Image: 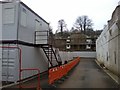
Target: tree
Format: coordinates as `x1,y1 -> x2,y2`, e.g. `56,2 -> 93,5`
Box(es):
74,15 -> 93,34
49,24 -> 55,45
57,19 -> 67,36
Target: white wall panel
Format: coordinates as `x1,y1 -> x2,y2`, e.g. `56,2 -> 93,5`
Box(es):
0,3 -> 2,85
1,44 -> 48,82
59,51 -> 96,64
96,23 -> 119,75
18,45 -> 48,81
18,3 -> 49,44
2,3 -> 18,40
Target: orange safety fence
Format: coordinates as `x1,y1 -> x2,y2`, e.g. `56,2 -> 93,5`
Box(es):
49,57 -> 80,84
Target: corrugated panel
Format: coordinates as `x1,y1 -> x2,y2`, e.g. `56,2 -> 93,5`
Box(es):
0,47 -> 2,82
2,48 -> 18,82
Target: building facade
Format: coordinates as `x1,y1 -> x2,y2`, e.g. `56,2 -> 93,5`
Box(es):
96,4 -> 120,77
54,32 -> 97,51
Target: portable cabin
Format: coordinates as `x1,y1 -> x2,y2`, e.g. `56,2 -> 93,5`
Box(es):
0,0 -> 50,82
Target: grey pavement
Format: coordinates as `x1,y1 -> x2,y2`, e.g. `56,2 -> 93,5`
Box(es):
2,58 -> 119,89
54,58 -> 119,88
2,72 -> 49,89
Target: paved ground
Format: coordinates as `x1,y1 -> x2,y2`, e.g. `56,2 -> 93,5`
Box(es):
2,58 -> 119,89
2,72 -> 49,90
53,58 -> 119,88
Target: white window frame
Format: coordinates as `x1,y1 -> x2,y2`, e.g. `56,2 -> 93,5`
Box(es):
3,7 -> 15,24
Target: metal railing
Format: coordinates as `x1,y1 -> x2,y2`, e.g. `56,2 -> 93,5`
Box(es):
0,46 -> 41,89
35,30 -> 49,45
20,68 -> 40,90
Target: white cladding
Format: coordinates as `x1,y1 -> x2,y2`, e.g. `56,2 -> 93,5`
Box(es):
1,1 -> 49,82
18,45 -> 48,81
18,3 -> 49,44
1,44 -> 48,82
96,23 -> 119,75
96,5 -> 120,76
59,51 -> 96,64
2,2 -> 18,40
2,1 -> 49,44
0,3 -> 2,84
2,45 -> 19,81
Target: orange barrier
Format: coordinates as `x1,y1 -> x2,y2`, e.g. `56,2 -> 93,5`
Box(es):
49,57 -> 80,84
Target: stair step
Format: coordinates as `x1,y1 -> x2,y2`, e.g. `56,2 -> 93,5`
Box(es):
45,50 -> 52,52
41,45 -> 60,68
46,52 -> 53,53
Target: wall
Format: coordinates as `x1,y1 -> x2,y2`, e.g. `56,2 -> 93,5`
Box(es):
2,2 -> 19,40
18,3 -> 49,44
2,2 -> 49,44
71,51 -> 96,58
118,33 -> 120,77
2,44 -> 19,81
59,51 -> 96,64
1,1 -> 49,82
0,2 -> 2,86
96,25 -> 109,64
18,45 -> 48,81
2,44 -> 48,82
108,23 -> 119,75
96,20 -> 119,76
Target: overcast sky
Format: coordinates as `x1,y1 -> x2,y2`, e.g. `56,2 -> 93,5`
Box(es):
22,0 -> 119,33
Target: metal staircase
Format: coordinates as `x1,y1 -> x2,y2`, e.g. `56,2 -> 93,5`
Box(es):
42,45 -> 62,68
35,30 -> 62,68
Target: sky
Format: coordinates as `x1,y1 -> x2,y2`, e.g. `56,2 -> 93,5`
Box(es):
22,0 -> 119,33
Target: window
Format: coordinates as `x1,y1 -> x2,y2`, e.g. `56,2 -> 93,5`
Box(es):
35,20 -> 40,31
107,52 -> 108,61
66,45 -> 70,47
20,8 -> 27,27
3,8 -> 15,24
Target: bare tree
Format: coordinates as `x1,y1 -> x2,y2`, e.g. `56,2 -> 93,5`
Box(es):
74,15 -> 93,34
48,25 -> 54,45
57,19 -> 67,36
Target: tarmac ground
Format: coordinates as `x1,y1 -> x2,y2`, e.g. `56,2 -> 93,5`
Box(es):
53,58 -> 119,89
1,58 -> 119,90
